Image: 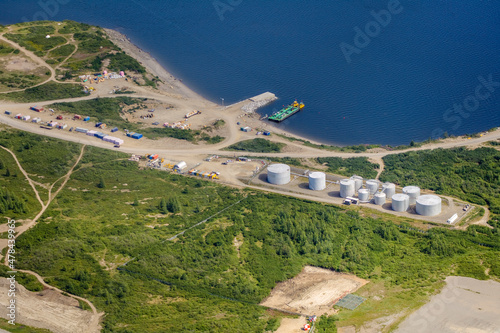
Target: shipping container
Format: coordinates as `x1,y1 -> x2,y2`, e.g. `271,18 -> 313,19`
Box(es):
95,122 -> 103,128
131,133 -> 143,139
4,111 -> 11,115
111,127 -> 118,133
30,106 -> 44,112
83,116 -> 90,121
94,132 -> 106,139
75,127 -> 88,133
87,130 -> 97,136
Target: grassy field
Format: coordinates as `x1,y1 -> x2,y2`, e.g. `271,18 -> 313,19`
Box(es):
1,81 -> 86,102
1,129 -> 499,332
225,138 -> 286,153
317,157 -> 380,179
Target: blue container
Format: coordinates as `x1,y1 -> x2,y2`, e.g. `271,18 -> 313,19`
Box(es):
131,133 -> 143,139
94,132 -> 105,139
83,116 -> 90,121
111,127 -> 118,133
95,122 -> 102,128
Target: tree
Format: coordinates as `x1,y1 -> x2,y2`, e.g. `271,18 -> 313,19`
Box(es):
132,198 -> 139,207
167,197 -> 180,213
158,198 -> 167,214
97,177 -> 105,188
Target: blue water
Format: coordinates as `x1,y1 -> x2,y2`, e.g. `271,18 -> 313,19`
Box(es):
1,0 -> 500,146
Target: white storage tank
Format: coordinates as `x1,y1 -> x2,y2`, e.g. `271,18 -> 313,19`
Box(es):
403,186 -> 421,204
309,172 -> 326,191
392,193 -> 410,212
382,183 -> 396,199
366,179 -> 379,194
416,195 -> 442,216
374,192 -> 386,205
340,179 -> 355,198
267,164 -> 290,185
350,175 -> 364,191
358,188 -> 370,202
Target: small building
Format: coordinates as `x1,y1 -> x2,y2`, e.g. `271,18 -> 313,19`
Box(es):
73,114 -> 82,120
22,115 -> 31,121
15,114 -> 22,119
263,131 -> 271,136
30,106 -> 43,112
48,121 -> 58,127
241,126 -> 252,132
31,117 -> 41,123
175,161 -> 187,171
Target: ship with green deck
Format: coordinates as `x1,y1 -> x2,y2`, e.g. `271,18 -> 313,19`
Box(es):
268,101 -> 305,122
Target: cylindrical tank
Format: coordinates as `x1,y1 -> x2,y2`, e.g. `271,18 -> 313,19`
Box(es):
392,193 -> 410,212
374,192 -> 386,205
358,188 -> 370,202
267,164 -> 290,185
309,172 -> 326,191
416,195 -> 442,216
350,175 -> 364,191
382,183 -> 396,199
340,179 -> 355,198
366,179 -> 379,194
403,186 -> 421,204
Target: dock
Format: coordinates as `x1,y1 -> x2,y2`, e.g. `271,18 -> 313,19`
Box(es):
240,92 -> 277,113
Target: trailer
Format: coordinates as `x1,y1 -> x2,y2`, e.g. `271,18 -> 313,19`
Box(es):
75,127 -> 88,133
30,106 -> 44,112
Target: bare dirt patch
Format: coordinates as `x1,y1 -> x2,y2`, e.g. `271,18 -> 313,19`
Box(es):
3,56 -> 42,72
260,266 -> 368,316
0,278 -> 100,333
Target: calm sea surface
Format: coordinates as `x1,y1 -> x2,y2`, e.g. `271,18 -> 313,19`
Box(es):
1,0 -> 499,145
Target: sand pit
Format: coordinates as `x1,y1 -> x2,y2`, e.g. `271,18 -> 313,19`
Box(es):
260,266 -> 368,315
0,278 -> 101,333
395,276 -> 500,333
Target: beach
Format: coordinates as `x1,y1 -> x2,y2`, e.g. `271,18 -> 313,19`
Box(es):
104,28 -> 212,104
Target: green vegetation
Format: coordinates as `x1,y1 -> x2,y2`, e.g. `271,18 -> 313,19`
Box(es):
49,96 -> 144,124
2,82 -> 86,102
487,140 -> 500,146
0,72 -> 46,90
226,138 -> 285,153
0,130 -> 498,332
0,42 -> 15,55
5,25 -> 66,55
276,134 -> 380,153
381,147 -> 500,214
49,44 -> 76,58
0,318 -> 51,332
317,157 -> 379,179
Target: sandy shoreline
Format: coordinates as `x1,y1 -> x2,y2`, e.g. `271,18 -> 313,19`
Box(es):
104,28 -> 213,104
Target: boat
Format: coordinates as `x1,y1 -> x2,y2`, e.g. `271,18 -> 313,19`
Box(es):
268,101 -> 304,122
